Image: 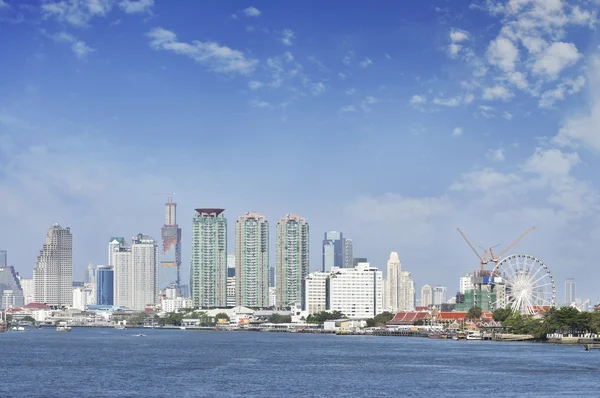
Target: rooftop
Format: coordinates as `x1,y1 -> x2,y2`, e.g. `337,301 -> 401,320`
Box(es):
195,208 -> 225,216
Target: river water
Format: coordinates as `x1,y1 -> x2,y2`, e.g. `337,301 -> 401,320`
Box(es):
0,328 -> 598,397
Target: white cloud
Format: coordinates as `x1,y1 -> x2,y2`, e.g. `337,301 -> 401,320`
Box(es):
385,53 -> 392,60
147,27 -> 258,75
340,105 -> 356,113
448,28 -> 471,58
342,51 -> 354,65
450,28 -> 469,43
433,96 -> 461,107
345,88 -> 356,95
46,31 -> 94,59
0,0 -> 9,9
410,95 -> 426,105
488,148 -> 505,161
539,76 -> 585,108
249,98 -> 271,108
450,168 -> 520,192
482,85 -> 513,101
243,6 -> 261,17
452,127 -> 463,137
359,57 -> 373,68
503,111 -> 514,120
487,36 -> 519,72
310,82 -> 326,96
248,81 -> 263,90
532,42 -> 581,79
119,0 -> 154,14
41,0 -> 114,27
507,71 -> 528,90
523,148 -> 580,177
281,29 -> 294,46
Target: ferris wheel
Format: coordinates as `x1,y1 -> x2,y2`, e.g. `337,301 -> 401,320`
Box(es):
487,254 -> 556,315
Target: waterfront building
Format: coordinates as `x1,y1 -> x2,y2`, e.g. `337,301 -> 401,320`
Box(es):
0,250 -> 6,266
275,214 -> 309,308
304,271 -> 330,315
190,208 -> 227,308
85,282 -> 96,306
112,238 -> 132,308
343,239 -> 353,268
385,252 -> 415,312
227,254 -> 236,307
329,263 -> 383,319
162,296 -> 193,312
160,198 -> 182,291
565,278 -> 575,305
0,266 -> 24,310
421,284 -> 433,307
96,265 -> 114,306
235,212 -> 269,307
72,286 -> 87,310
131,234 -> 159,311
433,286 -> 447,306
322,231 -> 343,272
33,224 -> 73,307
20,278 -> 34,305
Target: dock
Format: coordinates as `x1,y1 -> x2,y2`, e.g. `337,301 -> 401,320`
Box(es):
584,344 -> 600,351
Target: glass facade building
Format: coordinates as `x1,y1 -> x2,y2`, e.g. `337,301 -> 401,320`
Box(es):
0,266 -> 24,310
96,265 -> 114,306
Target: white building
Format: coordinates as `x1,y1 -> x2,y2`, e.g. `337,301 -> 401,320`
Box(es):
227,275 -> 236,307
112,238 -> 132,308
162,296 -> 193,313
235,212 -> 269,307
460,274 -> 473,294
385,252 -> 415,312
34,224 -> 73,306
20,278 -> 35,305
421,284 -> 433,307
433,286 -> 447,306
268,287 -> 276,308
329,263 -> 383,319
131,234 -> 158,311
72,287 -> 87,310
304,271 -> 330,315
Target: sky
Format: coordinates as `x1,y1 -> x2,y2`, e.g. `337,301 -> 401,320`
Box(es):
1,0 -> 600,303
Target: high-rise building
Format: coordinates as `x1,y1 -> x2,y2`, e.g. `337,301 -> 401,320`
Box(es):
111,238 -> 132,308
235,212 -> 269,308
131,234 -> 158,311
190,208 -> 227,308
19,278 -> 34,305
160,198 -> 182,291
352,257 -> 367,267
227,254 -> 236,307
269,267 -> 275,288
565,278 -> 576,305
33,224 -> 73,306
433,286 -> 447,306
275,214 -> 309,308
96,265 -> 114,306
329,263 -> 383,319
459,274 -> 473,294
0,266 -> 24,310
322,231 -> 343,272
385,252 -> 415,312
84,263 -> 95,284
421,284 -> 433,307
304,271 -> 330,315
343,238 -> 353,268
0,250 -> 7,266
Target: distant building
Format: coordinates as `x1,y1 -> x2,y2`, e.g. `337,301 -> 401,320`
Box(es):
565,278 -> 575,305
111,238 -> 132,308
131,234 -> 159,311
0,266 -> 24,310
96,265 -> 114,306
322,231 -> 343,272
84,263 -> 95,284
385,252 -> 415,312
190,208 -> 227,308
34,224 -> 73,307
160,198 -> 182,291
0,250 -> 7,267
268,287 -> 276,307
329,263 -> 383,319
275,214 -> 309,308
304,271 -> 330,315
421,285 -> 433,307
269,267 -> 275,288
227,254 -> 236,307
343,239 -> 353,268
20,278 -> 34,305
235,212 -> 269,307
352,257 -> 367,267
459,274 -> 472,294
433,286 -> 447,306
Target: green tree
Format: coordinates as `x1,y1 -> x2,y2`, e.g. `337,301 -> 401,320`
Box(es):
215,313 -> 230,322
306,311 -> 346,324
492,308 -> 513,322
467,306 -> 482,321
268,314 -> 292,323
21,316 -> 36,324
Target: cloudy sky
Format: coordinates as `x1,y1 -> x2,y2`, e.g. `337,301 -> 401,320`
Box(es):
1,0 -> 599,303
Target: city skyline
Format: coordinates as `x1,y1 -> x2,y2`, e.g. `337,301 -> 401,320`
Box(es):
1,1 -> 600,300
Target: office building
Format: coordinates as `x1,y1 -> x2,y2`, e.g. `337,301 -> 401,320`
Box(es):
84,263 -> 95,284
433,286 -> 447,306
275,214 -> 309,308
329,263 -> 383,319
33,223 -> 73,306
190,208 -> 227,308
421,284 -> 433,307
343,238 -> 353,268
322,231 -> 343,272
160,197 -> 182,291
459,274 -> 473,294
131,234 -> 159,311
0,250 -> 7,267
385,252 -> 415,312
565,278 -> 576,305
352,257 -> 367,267
111,238 -> 132,308
0,266 -> 24,310
20,278 -> 34,305
304,271 -> 330,315
235,212 -> 269,307
96,265 -> 114,306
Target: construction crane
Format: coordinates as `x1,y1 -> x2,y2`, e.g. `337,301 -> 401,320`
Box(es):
489,226 -> 536,263
152,192 -> 176,203
456,228 -> 487,272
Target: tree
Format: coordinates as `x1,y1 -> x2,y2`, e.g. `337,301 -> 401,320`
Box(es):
365,312 -> 395,328
306,311 -> 345,324
21,316 -> 36,324
492,308 -> 512,322
268,314 -> 292,323
215,313 -> 230,322
467,306 -> 482,321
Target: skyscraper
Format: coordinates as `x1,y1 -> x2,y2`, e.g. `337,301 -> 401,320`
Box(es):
96,265 -> 114,306
322,231 -> 343,272
276,214 -> 309,308
0,265 -> 24,310
0,250 -> 7,266
190,208 -> 227,308
33,224 -> 73,306
160,198 -> 182,291
227,254 -> 236,307
343,238 -> 353,268
385,252 -> 415,312
433,286 -> 447,306
84,263 -> 95,284
131,234 -> 158,311
235,212 -> 269,307
565,278 -> 576,305
111,238 -> 132,308
421,284 -> 433,307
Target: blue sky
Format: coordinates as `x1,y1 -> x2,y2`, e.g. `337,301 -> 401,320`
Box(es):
1,0 -> 600,303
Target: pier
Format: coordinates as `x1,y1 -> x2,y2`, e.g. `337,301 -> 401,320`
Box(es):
584,344 -> 600,351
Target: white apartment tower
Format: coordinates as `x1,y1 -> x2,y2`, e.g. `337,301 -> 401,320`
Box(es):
304,271 -> 330,315
275,214 -> 309,308
385,252 -> 416,312
33,224 -> 73,306
131,234 -> 159,310
329,263 -> 383,319
433,286 -> 447,306
421,284 -> 433,307
190,208 -> 228,308
111,238 -> 132,308
235,212 -> 269,307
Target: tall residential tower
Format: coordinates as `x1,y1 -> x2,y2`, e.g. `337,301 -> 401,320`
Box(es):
190,209 -> 227,308
160,197 -> 182,291
235,212 -> 269,307
276,214 -> 309,308
131,234 -> 159,310
111,238 -> 132,308
33,224 -> 73,306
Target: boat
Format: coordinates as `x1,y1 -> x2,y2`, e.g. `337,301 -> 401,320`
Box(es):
453,331 -> 467,340
134,333 -> 146,337
466,331 -> 482,340
428,332 -> 442,339
180,326 -> 186,330
115,324 -> 126,330
56,322 -> 72,332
